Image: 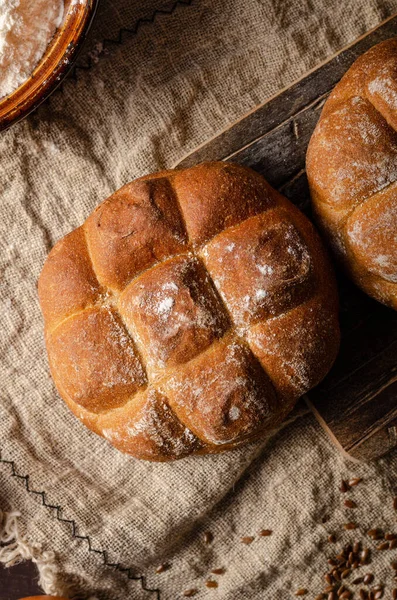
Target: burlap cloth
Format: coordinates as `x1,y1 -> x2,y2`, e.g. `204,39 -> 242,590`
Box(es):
2,1 -> 397,598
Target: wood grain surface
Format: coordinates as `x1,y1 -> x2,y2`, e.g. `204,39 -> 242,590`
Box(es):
176,14 -> 397,462
0,561 -> 42,600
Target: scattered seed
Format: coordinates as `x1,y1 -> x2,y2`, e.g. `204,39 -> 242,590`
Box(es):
376,541 -> 389,551
349,478 -> 362,486
344,523 -> 358,530
340,480 -> 349,493
240,536 -> 254,545
315,595 -> 325,600
340,592 -> 352,599
183,590 -> 198,598
374,591 -> 383,600
367,529 -> 383,539
325,573 -> 333,584
155,563 -> 170,574
393,589 -> 397,600
348,551 -> 354,564
204,531 -> 213,544
391,539 -> 397,549
372,586 -> 383,593
328,558 -> 338,567
295,589 -> 308,596
328,534 -> 337,543
333,569 -> 341,582
353,541 -> 361,553
360,548 -> 370,564
363,574 -> 374,585
259,529 -> 272,537
206,580 -> 218,588
393,497 -> 397,510
338,586 -> 347,597
341,569 -> 351,578
385,533 -> 397,540
344,500 -> 357,509
328,592 -> 337,600
353,577 -> 364,584
211,567 -> 225,575
323,584 -> 335,593
352,560 -> 360,569
359,590 -> 368,600
392,561 -> 397,570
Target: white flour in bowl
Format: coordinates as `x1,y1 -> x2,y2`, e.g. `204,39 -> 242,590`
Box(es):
0,0 -> 64,98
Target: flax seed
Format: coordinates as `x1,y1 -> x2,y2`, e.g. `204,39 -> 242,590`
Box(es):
385,533 -> 397,540
391,539 -> 397,549
204,531 -> 213,544
328,593 -> 337,600
353,577 -> 364,584
363,574 -> 374,585
325,573 -> 333,584
240,536 -> 254,545
360,548 -> 370,564
259,529 -> 272,536
376,541 -> 389,550
328,534 -> 337,543
206,580 -> 218,588
341,568 -> 351,578
344,500 -> 357,509
183,590 -> 198,597
359,591 -> 368,600
392,561 -> 397,570
367,529 -> 383,539
295,589 -> 308,596
353,541 -> 361,553
211,568 -> 225,575
338,586 -> 347,596
374,592 -> 383,600
315,595 -> 325,600
340,592 -> 352,599
340,480 -> 349,493
323,585 -> 334,593
372,586 -> 383,593
393,590 -> 397,600
348,552 -> 354,564
155,563 -> 170,574
349,478 -> 362,486
344,523 -> 357,530
393,497 -> 397,510
328,558 -> 337,567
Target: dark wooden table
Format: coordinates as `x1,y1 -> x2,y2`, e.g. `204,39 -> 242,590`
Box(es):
0,561 -> 42,600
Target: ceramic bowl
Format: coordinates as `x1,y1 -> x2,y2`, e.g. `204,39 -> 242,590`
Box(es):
0,0 -> 98,131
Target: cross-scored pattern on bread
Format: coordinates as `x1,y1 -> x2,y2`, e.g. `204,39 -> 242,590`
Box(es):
39,162 -> 340,461
307,39 -> 397,310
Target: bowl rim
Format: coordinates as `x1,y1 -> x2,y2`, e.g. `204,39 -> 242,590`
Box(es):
0,0 -> 99,132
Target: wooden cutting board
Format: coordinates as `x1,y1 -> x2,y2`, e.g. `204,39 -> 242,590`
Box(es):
175,14 -> 397,462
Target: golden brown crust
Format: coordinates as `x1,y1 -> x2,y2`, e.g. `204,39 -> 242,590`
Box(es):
307,38 -> 397,309
38,227 -> 103,331
39,161 -> 340,461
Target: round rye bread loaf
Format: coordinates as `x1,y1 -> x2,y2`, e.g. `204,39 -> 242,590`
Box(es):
307,39 -> 397,310
38,162 -> 340,461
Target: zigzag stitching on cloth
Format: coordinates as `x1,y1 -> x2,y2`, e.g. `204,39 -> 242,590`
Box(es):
69,0 -> 194,81
0,452 -> 161,599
